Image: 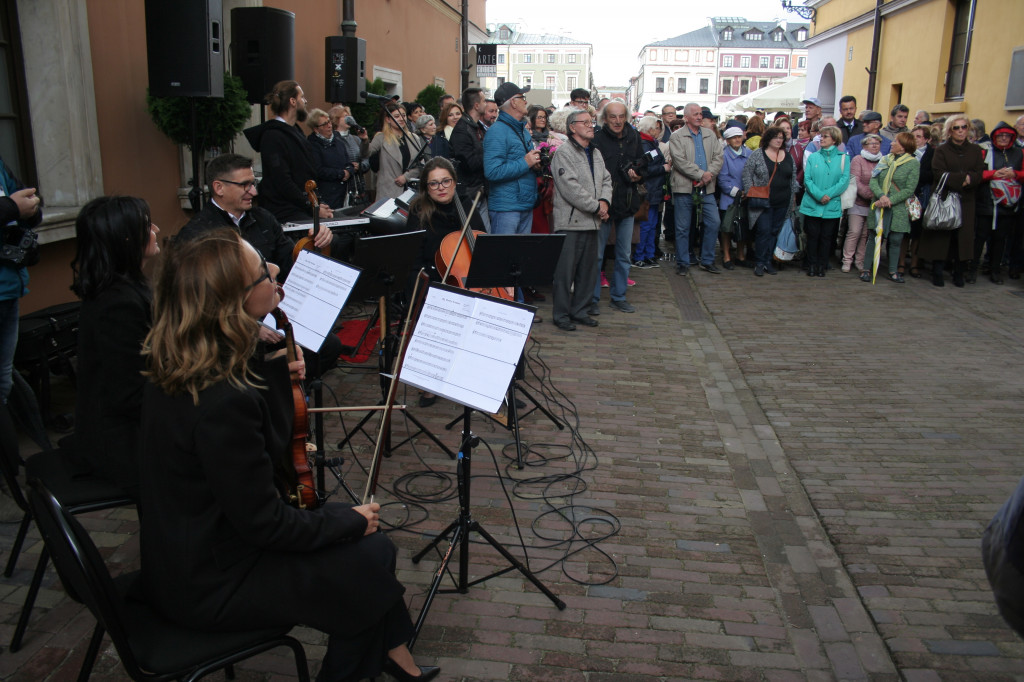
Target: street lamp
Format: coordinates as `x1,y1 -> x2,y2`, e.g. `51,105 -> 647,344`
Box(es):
781,0 -> 816,22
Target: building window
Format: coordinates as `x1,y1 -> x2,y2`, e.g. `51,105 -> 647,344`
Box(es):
699,78 -> 708,94
772,30 -> 783,42
649,50 -> 656,62
497,77 -> 505,85
547,54 -> 556,64
722,79 -> 732,96
655,77 -> 665,93
568,53 -> 576,64
946,0 -> 975,100
798,56 -> 806,68
706,51 -> 713,62
723,55 -> 733,68
498,53 -> 505,64
677,78 -> 686,93
758,79 -> 768,89
797,28 -> 807,41
741,56 -> 750,68
775,56 -> 785,69
759,56 -> 769,69
523,53 -> 532,63
499,26 -> 510,40
545,75 -> 555,89
747,31 -> 762,41
522,75 -> 532,87
722,28 -> 733,41
740,79 -> 749,95
567,76 -> 577,89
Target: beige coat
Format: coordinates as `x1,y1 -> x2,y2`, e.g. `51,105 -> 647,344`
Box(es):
669,125 -> 724,194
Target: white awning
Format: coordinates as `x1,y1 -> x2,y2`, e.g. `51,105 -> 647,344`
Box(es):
719,76 -> 807,114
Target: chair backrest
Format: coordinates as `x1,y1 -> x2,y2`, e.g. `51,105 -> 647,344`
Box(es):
26,479 -> 146,678
0,403 -> 29,514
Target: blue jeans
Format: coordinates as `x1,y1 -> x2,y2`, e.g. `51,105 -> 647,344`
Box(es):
488,209 -> 532,235
635,205 -> 660,261
673,192 -> 720,266
594,216 -> 633,303
754,204 -> 789,267
0,297 -> 18,404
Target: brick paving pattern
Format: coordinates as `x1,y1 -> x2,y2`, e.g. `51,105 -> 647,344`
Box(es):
2,255 -> 1023,681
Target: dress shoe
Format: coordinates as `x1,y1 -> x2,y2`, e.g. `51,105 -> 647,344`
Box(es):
991,270 -> 1005,285
571,316 -> 599,327
418,393 -> 437,408
610,299 -> 635,313
723,260 -> 735,270
754,264 -> 765,277
554,319 -> 576,331
383,659 -> 441,682
763,264 -> 778,275
587,303 -> 601,316
816,268 -> 825,278
807,266 -> 816,277
675,264 -> 688,276
699,263 -> 722,274
952,271 -> 965,288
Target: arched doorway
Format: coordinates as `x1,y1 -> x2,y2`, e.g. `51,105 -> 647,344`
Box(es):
818,63 -> 836,115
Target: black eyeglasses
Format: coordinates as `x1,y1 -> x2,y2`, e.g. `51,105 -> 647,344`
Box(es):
219,178 -> 258,192
426,177 -> 454,190
245,251 -> 272,291
951,124 -> 969,131
315,120 -> 332,128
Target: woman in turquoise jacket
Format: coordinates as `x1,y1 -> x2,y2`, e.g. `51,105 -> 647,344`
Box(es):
799,126 -> 850,277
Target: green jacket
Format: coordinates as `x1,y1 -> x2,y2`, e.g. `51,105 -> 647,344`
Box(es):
868,153 -> 920,234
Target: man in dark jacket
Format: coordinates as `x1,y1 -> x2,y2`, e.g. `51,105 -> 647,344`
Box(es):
179,153 -> 342,376
838,95 -> 863,143
243,80 -> 333,244
449,87 -> 490,228
591,100 -> 645,313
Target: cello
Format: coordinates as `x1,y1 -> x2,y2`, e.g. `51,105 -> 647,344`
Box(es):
270,306 -> 318,509
434,190 -> 514,301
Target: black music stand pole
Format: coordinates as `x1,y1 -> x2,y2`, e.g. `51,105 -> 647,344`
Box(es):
409,405 -> 565,649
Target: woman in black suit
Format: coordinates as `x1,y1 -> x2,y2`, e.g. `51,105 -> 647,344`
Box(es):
70,196 -> 159,499
139,230 -> 437,682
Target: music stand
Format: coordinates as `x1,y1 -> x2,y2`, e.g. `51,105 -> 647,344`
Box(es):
452,234 -> 567,467
400,284 -> 565,648
336,231 -> 456,460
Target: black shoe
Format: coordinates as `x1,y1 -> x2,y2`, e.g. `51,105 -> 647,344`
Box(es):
754,264 -> 765,277
644,258 -> 660,267
816,268 -> 825,278
953,272 -> 965,288
723,260 -> 735,270
700,263 -> 722,274
859,272 -> 871,283
764,264 -> 778,275
554,319 -> 577,331
965,269 -> 977,285
992,270 -> 1005,285
587,303 -> 600,316
418,393 -> 437,408
524,286 -> 546,302
571,316 -> 599,327
632,259 -> 648,269
383,659 -> 441,682
807,266 -> 816,277
675,265 -> 688,276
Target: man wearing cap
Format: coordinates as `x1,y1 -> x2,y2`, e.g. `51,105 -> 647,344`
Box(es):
550,108 -> 611,331
847,110 -> 891,158
838,96 -> 862,143
700,107 -> 719,131
484,82 -> 540,238
669,103 -> 724,276
802,97 -> 823,129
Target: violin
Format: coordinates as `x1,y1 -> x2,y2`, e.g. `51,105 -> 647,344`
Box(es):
291,180 -> 330,262
434,191 -> 514,301
270,306 -> 318,509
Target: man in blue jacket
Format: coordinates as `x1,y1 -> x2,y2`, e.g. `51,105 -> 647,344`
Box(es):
483,82 -> 540,235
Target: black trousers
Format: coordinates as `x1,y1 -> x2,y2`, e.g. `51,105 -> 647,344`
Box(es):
803,216 -> 839,271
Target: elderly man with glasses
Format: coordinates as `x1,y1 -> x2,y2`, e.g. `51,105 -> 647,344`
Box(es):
550,109 -> 612,331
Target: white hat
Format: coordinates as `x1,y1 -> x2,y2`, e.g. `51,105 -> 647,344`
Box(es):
723,127 -> 744,139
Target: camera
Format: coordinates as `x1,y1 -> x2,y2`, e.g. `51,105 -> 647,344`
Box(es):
618,158 -> 644,182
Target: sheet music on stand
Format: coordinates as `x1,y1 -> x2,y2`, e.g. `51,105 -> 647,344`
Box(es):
399,284 -> 534,414
262,249 -> 361,352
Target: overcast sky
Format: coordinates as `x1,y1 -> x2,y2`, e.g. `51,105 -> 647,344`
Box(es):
483,0 -> 810,86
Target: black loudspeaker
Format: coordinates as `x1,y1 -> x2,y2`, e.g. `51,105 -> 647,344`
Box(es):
325,36 -> 366,104
230,7 -> 295,105
145,0 -> 224,98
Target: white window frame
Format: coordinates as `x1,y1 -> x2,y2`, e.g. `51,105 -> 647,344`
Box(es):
723,55 -> 733,67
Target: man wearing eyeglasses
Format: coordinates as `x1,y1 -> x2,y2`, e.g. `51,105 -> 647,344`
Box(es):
484,82 -> 540,239
550,109 -> 611,331
569,88 -> 591,110
179,154 -> 297,281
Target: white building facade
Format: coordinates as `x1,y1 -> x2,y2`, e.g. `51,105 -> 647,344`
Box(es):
481,23 -> 593,106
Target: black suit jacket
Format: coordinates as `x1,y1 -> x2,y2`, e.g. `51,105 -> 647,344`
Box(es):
840,119 -> 864,144
139,359 -> 405,635
244,120 -> 319,223
179,202 -> 296,281
73,278 -> 151,498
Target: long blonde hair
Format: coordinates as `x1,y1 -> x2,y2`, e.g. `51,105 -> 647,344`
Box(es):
144,230 -> 261,402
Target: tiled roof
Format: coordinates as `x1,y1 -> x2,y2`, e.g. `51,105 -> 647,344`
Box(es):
645,18 -> 809,51
486,23 -> 590,46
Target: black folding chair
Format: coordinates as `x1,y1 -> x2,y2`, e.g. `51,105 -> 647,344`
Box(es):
0,403 -> 134,651
26,479 -> 311,681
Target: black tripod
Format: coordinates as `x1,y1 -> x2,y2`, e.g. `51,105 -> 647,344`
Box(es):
409,406 -> 565,648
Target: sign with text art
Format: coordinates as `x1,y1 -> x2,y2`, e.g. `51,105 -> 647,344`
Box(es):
476,44 -> 496,78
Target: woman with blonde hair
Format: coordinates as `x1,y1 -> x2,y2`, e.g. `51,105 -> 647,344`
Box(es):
440,101 -> 464,141
799,125 -> 850,277
916,114 -> 984,286
367,101 -> 426,200
140,230 -> 439,682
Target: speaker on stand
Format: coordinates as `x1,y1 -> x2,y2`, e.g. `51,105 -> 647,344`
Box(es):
230,6 -> 296,107
325,36 -> 366,105
144,0 -> 224,98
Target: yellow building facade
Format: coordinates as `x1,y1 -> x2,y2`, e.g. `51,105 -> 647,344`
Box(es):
805,0 -> 1023,127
